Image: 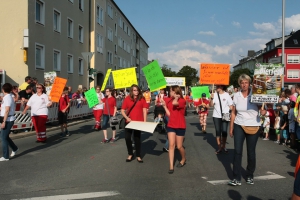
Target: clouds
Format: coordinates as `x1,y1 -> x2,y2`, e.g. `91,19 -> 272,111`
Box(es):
232,21 -> 241,28
198,31 -> 216,36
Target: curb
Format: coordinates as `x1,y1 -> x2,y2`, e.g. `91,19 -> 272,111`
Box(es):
10,118 -> 94,140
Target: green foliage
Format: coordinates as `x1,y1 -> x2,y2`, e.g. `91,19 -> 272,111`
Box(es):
229,68 -> 252,88
161,64 -> 177,77
177,65 -> 198,86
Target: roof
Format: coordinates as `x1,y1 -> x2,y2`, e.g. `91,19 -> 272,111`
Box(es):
277,29 -> 300,48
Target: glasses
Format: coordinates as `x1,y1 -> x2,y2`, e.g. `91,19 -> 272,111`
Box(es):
133,90 -> 138,92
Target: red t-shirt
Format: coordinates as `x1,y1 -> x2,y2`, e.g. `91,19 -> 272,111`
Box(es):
103,97 -> 116,115
267,108 -> 275,126
155,94 -> 168,106
166,97 -> 186,129
59,95 -> 69,112
198,98 -> 210,114
122,96 -> 147,122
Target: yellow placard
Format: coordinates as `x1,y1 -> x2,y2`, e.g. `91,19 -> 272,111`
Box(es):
112,67 -> 138,89
101,69 -> 112,91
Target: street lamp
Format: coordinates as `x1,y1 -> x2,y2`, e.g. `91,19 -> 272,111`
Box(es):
282,0 -> 285,89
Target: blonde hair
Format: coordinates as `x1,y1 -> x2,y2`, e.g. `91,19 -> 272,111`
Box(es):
238,74 -> 252,85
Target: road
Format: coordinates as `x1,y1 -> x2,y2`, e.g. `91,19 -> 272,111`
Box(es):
0,106 -> 297,200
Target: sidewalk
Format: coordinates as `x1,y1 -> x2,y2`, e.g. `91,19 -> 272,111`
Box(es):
10,116 -> 94,140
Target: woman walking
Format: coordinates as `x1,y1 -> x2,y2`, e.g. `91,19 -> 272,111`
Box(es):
93,86 -> 104,130
121,84 -> 147,163
0,83 -> 19,161
101,88 -> 117,143
161,85 -> 186,174
22,84 -> 52,143
209,85 -> 233,154
58,87 -> 70,137
228,74 -> 266,186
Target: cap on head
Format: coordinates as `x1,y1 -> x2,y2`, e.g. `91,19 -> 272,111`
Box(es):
202,93 -> 206,97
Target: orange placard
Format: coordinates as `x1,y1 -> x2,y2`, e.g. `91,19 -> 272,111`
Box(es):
199,63 -> 230,85
49,77 -> 67,102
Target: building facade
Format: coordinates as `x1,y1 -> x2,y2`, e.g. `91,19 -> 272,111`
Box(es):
0,0 -> 149,90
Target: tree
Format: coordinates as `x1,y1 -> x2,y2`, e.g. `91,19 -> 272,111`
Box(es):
177,65 -> 198,86
161,64 -> 177,77
229,68 -> 252,88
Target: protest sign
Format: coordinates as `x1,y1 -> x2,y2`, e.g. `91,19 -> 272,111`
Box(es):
101,69 -> 112,91
112,67 -> 137,89
191,86 -> 210,99
44,72 -> 57,95
125,121 -> 158,133
200,63 -> 230,85
84,88 -> 99,108
165,77 -> 186,86
49,77 -> 67,102
142,60 -> 167,91
251,63 -> 284,103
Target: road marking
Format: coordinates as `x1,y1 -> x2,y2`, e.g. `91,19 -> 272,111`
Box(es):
14,191 -> 120,200
207,172 -> 285,185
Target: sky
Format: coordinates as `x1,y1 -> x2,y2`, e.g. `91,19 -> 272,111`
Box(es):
114,0 -> 300,72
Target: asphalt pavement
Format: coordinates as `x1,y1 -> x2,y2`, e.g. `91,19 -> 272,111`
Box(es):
0,105 -> 298,200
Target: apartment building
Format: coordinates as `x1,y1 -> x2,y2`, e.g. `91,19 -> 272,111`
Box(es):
0,0 -> 149,90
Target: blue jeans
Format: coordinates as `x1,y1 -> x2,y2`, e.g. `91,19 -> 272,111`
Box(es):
1,121 -> 18,159
232,123 -> 259,181
213,117 -> 229,137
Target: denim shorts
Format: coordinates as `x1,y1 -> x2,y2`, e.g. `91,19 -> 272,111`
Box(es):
102,114 -> 116,130
166,127 -> 186,136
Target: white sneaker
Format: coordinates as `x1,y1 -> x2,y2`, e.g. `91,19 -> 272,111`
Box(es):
10,148 -> 19,157
263,138 -> 269,141
0,157 -> 9,161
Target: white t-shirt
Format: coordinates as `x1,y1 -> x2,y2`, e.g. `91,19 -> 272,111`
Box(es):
93,92 -> 105,110
212,92 -> 233,118
274,116 -> 280,129
232,91 -> 260,126
263,116 -> 270,128
27,93 -> 50,116
1,94 -> 16,121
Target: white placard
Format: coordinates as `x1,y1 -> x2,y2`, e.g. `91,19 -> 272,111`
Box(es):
165,77 -> 186,86
125,121 -> 158,133
251,95 -> 279,103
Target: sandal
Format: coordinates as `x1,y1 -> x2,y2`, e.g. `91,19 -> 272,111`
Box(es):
215,149 -> 222,154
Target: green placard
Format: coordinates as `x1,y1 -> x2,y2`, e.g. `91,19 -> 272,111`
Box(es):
191,86 -> 210,99
142,60 -> 167,91
84,88 -> 99,108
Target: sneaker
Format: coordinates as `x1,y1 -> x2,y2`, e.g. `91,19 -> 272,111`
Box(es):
246,177 -> 254,185
101,139 -> 109,144
228,179 -> 241,186
10,148 -> 19,157
65,131 -> 70,137
263,138 -> 269,141
163,147 -> 169,152
274,140 -> 280,144
110,138 -> 117,143
0,157 -> 9,161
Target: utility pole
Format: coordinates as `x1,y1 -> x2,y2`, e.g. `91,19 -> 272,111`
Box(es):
282,0 -> 285,89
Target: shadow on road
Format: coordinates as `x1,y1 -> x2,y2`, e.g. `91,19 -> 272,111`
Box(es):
228,189 -> 263,200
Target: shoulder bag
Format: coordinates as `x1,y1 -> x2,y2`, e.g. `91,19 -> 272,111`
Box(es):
106,98 -> 119,127
119,98 -> 138,129
217,92 -> 230,121
241,126 -> 260,134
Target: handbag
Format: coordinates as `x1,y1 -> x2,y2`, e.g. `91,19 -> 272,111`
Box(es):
106,98 -> 119,127
0,116 -> 3,124
241,126 -> 260,134
119,98 -> 138,129
217,92 -> 230,121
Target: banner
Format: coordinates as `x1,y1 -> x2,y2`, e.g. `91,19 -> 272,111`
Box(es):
112,67 -> 138,89
44,72 -> 57,95
251,63 -> 284,103
165,77 -> 186,86
101,69 -> 112,91
125,121 -> 158,133
142,60 -> 167,91
199,63 -> 230,85
191,86 -> 210,99
49,77 -> 67,102
84,88 -> 99,108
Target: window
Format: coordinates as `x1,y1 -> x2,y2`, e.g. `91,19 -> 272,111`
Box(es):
53,50 -> 61,71
287,70 -> 300,79
67,54 -> 73,73
35,0 -> 45,24
115,44 -> 117,53
96,5 -> 104,25
107,4 -> 113,19
67,18 -> 73,38
119,17 -> 122,27
96,33 -> 103,53
35,44 -> 45,69
115,23 -> 117,36
78,58 -> 83,75
107,27 -> 113,41
107,51 -> 113,64
294,39 -> 298,45
79,25 -> 83,43
118,37 -> 122,48
53,10 -> 61,32
79,0 -> 84,11
287,55 -> 300,63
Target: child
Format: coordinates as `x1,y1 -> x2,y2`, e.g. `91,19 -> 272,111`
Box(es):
198,93 -> 210,134
274,110 -> 281,144
281,105 -> 289,145
288,101 -> 296,148
262,111 -> 270,140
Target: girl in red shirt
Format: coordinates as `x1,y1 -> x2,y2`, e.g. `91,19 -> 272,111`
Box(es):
121,84 -> 147,163
198,93 -> 210,133
161,85 -> 186,174
101,88 -> 117,143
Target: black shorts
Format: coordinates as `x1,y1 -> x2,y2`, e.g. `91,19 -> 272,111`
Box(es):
58,111 -> 68,125
166,127 -> 186,136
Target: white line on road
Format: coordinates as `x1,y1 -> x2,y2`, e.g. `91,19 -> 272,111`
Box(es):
207,173 -> 285,185
13,191 -> 120,200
